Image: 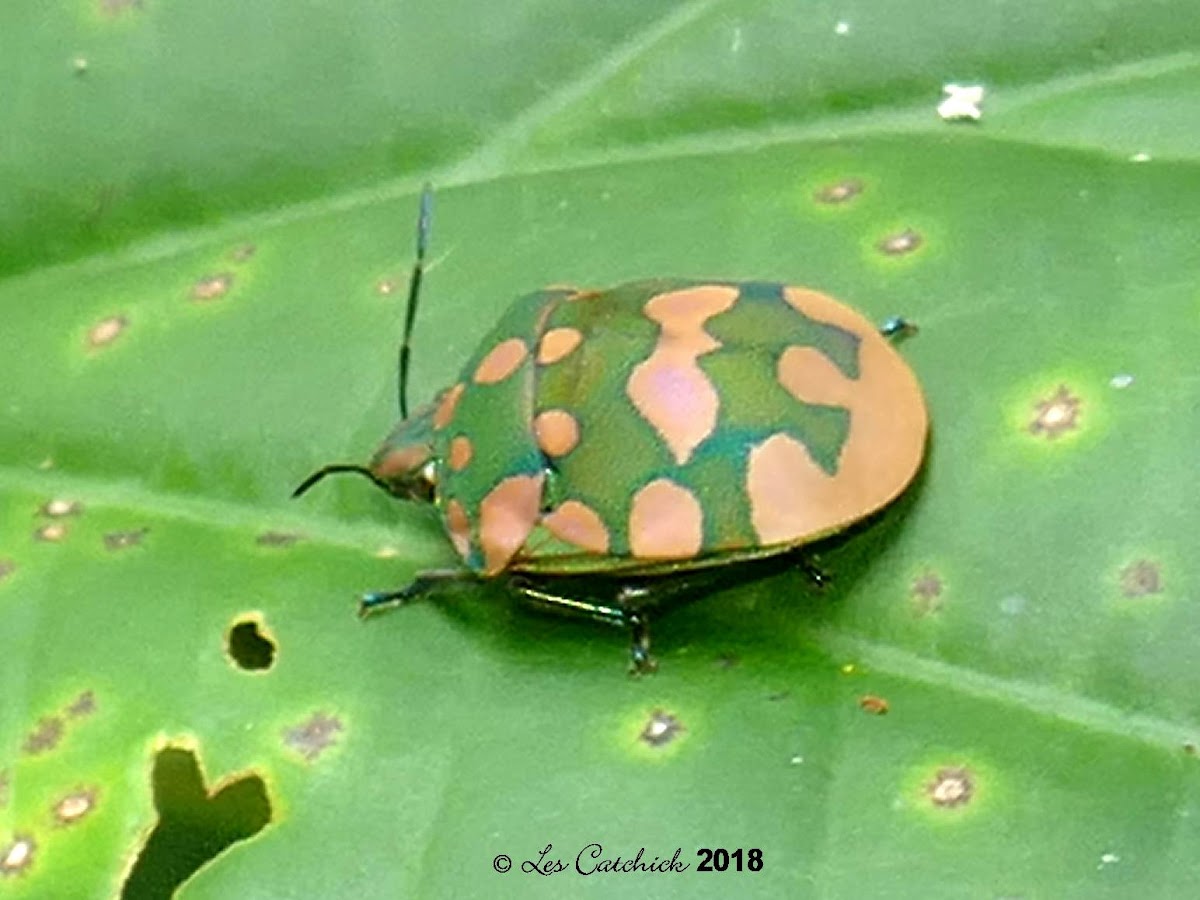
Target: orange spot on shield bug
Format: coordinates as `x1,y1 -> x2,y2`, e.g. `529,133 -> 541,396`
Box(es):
741,288 -> 927,547
433,383 -> 466,430
474,338 -> 528,385
542,501 -> 610,554
478,474 -> 545,574
373,444 -> 430,479
444,499 -> 472,560
629,478 -> 704,559
777,345 -> 854,407
626,286 -> 738,465
537,327 -> 584,365
448,436 -> 473,472
534,409 -> 580,457
747,434 -> 840,544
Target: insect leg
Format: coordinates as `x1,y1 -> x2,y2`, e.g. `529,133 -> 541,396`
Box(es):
510,577 -> 660,675
358,568 -> 473,618
878,315 -> 918,339
796,554 -> 831,590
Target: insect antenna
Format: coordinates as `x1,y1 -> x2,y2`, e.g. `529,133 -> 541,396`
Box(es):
398,184 -> 434,419
291,464 -> 393,498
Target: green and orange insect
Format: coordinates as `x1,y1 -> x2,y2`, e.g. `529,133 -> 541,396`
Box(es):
295,187 -> 928,673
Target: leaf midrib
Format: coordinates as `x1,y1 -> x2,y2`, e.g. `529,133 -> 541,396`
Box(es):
1,42 -> 1196,291
1,464 -> 1192,755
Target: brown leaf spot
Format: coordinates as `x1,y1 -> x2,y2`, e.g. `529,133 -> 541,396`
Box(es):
629,479 -> 703,560
256,531 -> 303,547
0,771 -> 8,808
283,712 -> 344,762
34,522 -> 68,542
626,286 -> 737,465
0,560 -> 14,584
1029,385 -> 1080,439
478,474 -> 545,574
878,229 -> 923,255
639,710 -> 684,747
911,571 -> 943,600
87,315 -> 128,349
542,501 -> 610,554
537,327 -> 584,365
432,383 -> 466,430
473,338 -> 528,385
859,695 -> 890,715
67,691 -> 97,718
1120,560 -> 1162,598
0,835 -> 35,877
23,717 -> 64,755
191,273 -> 233,302
534,409 -> 581,458
927,766 -> 974,808
104,527 -> 148,551
815,178 -> 863,204
444,500 -> 472,560
911,570 -> 944,615
230,244 -> 256,262
54,788 -> 98,826
40,498 -> 82,517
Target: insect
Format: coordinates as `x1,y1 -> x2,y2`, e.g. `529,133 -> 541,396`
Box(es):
295,187 -> 928,673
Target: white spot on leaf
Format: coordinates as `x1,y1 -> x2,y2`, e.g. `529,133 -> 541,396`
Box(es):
938,83 -> 984,122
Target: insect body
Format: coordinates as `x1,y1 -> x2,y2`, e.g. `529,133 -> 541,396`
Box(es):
296,190 -> 928,672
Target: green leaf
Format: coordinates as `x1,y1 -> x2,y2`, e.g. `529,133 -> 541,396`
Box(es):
3,1 -> 1199,897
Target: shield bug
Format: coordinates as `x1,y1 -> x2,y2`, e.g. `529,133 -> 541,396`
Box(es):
295,187 -> 928,673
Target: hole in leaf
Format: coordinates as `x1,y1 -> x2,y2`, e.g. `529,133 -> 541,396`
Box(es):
226,618 -> 276,672
121,747 -> 270,900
